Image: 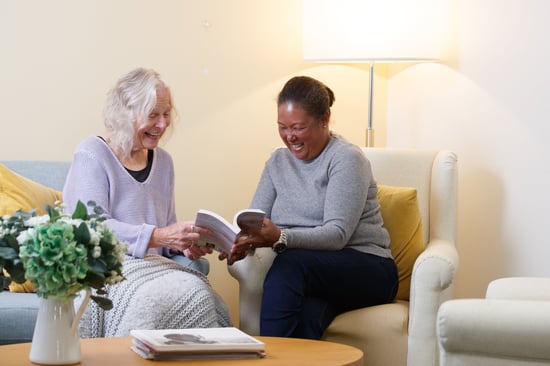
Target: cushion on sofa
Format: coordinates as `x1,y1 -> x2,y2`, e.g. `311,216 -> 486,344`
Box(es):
0,163 -> 62,292
0,163 -> 62,216
377,185 -> 424,301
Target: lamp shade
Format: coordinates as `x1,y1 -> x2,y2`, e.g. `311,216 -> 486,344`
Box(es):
303,0 -> 443,63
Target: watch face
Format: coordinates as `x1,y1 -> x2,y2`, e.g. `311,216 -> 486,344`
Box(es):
273,242 -> 287,254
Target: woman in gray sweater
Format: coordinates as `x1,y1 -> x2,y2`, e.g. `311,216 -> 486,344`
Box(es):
227,76 -> 398,339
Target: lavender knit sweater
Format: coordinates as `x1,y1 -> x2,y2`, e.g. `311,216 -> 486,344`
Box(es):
62,136 -> 175,258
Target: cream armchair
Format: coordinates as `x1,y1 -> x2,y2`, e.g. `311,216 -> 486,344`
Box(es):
227,148 -> 459,366
437,277 -> 550,366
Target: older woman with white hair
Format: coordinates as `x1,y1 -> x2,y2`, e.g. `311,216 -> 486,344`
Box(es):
63,68 -> 231,336
64,67 -> 210,272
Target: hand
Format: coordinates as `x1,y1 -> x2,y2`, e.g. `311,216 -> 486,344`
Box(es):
222,218 -> 281,265
150,220 -> 211,253
183,244 -> 212,260
220,240 -> 250,265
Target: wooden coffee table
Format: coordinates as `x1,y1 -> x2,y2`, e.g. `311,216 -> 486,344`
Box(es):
0,336 -> 363,366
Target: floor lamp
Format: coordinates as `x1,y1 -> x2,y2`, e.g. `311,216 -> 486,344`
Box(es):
302,0 -> 442,147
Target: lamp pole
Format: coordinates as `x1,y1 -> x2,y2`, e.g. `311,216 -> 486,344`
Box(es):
366,63 -> 375,147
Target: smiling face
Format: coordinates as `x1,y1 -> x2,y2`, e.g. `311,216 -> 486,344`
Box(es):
133,87 -> 172,151
277,101 -> 331,161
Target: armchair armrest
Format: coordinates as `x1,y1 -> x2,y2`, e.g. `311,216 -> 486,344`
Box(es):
226,248 -> 276,334
437,298 -> 550,361
486,277 -> 550,300
407,238 -> 459,366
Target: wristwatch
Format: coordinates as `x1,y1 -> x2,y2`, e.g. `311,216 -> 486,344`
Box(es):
272,229 -> 288,254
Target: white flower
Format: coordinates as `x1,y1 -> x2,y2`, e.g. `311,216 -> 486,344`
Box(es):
0,227 -> 9,238
94,221 -> 108,233
89,230 -> 101,245
106,272 -> 124,285
24,215 -> 50,227
17,228 -> 35,244
54,200 -> 66,210
92,246 -> 101,258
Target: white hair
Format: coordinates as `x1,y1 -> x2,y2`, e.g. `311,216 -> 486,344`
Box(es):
103,68 -> 174,158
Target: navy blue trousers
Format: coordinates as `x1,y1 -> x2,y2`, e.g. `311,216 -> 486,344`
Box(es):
260,248 -> 398,339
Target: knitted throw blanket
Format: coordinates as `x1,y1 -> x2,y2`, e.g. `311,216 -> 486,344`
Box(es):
78,255 -> 232,338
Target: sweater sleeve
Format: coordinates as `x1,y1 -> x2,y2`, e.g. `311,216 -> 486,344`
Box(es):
62,138 -> 157,258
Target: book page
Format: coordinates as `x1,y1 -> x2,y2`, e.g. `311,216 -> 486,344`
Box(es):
195,209 -> 265,255
233,209 -> 265,232
195,209 -> 237,255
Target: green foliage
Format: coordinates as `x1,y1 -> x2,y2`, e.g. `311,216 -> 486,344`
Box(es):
0,201 -> 127,310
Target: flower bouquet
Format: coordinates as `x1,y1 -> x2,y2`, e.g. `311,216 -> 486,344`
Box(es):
0,200 -> 127,310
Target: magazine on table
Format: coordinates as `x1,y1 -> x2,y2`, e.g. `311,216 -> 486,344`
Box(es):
130,327 -> 266,360
194,208 -> 265,257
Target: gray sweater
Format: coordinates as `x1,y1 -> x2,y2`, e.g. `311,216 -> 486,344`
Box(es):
251,135 -> 392,258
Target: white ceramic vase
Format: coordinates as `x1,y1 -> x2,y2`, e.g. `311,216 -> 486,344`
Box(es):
29,289 -> 90,365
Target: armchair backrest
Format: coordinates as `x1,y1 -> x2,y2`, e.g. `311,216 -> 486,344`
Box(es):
363,148 -> 458,246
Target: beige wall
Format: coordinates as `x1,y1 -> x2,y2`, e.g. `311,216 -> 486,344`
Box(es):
4,0 -> 545,324
0,0 -> 384,324
387,0 -> 550,297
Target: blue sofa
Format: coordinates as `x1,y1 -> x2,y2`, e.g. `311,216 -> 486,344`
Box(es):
0,160 -> 211,344
0,160 -> 71,345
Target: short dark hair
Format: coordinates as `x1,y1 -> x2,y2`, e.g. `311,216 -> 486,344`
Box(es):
277,76 -> 335,120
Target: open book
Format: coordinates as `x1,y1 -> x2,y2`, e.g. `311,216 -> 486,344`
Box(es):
194,209 -> 265,257
130,327 -> 265,360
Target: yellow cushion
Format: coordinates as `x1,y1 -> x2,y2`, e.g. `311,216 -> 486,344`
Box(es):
0,163 -> 62,216
0,163 -> 63,292
2,269 -> 36,292
377,185 -> 424,301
